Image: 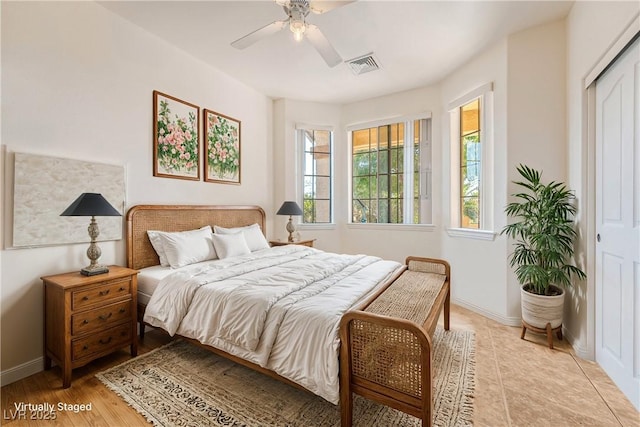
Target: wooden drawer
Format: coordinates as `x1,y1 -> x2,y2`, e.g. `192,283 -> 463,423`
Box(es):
72,322 -> 132,361
71,300 -> 131,335
72,278 -> 131,309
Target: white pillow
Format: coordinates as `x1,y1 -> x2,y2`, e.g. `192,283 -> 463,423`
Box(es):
156,226 -> 217,268
147,226 -> 213,267
214,223 -> 269,252
147,230 -> 170,267
211,232 -> 251,259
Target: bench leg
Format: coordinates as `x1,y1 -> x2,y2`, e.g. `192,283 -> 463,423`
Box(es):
521,324 -> 527,340
444,289 -> 450,331
422,351 -> 433,427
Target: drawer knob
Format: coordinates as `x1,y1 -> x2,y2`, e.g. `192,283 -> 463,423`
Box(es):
119,287 -> 125,291
98,313 -> 113,321
82,296 -> 89,301
82,320 -> 89,324
99,290 -> 110,296
99,337 -> 112,345
119,308 -> 125,313
83,345 -> 88,350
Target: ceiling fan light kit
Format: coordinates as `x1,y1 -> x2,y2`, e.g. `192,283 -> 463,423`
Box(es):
231,0 -> 353,68
288,6 -> 308,42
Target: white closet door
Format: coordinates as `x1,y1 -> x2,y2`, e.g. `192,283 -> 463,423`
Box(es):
595,37 -> 639,411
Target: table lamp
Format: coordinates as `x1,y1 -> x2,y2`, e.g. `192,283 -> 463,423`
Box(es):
276,201 -> 303,242
60,193 -> 121,276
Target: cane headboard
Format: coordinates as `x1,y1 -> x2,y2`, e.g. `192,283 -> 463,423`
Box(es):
126,205 -> 266,270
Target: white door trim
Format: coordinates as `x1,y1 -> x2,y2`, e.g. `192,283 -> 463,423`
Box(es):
584,12 -> 639,88
582,84 -> 597,361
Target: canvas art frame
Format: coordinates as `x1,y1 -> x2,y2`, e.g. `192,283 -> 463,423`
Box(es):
153,90 -> 200,181
204,109 -> 241,184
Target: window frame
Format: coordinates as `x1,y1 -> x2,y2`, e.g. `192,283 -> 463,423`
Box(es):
459,97 -> 482,229
446,83 -> 496,240
296,125 -> 335,228
347,113 -> 433,227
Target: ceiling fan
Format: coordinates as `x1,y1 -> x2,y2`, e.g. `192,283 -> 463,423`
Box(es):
231,0 -> 354,68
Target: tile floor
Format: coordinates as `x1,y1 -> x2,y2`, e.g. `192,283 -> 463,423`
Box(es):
453,305 -> 638,426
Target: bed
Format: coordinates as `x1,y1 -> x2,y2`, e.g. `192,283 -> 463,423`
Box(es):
126,204 -> 450,426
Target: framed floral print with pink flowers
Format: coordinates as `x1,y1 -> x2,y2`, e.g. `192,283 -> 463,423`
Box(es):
153,91 -> 200,180
204,109 -> 241,184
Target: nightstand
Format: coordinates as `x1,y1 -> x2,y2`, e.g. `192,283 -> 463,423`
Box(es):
42,266 -> 138,388
269,239 -> 315,248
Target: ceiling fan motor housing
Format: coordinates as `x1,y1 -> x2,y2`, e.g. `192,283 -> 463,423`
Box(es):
285,0 -> 311,18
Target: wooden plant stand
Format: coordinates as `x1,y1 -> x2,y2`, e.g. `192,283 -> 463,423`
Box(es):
521,320 -> 562,349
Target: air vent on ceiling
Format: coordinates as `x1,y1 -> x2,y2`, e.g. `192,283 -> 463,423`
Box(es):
347,53 -> 380,75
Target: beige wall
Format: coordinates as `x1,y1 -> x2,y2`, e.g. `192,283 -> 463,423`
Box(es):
1,2 -> 273,382
439,39 -> 511,322
505,19 -> 568,320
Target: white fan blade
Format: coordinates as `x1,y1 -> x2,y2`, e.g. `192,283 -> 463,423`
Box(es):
306,24 -> 342,67
309,1 -> 355,14
231,20 -> 287,50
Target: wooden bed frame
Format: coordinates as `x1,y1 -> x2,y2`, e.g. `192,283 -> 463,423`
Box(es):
126,204 -> 451,427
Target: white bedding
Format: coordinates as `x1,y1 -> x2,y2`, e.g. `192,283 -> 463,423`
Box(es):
143,245 -> 403,404
137,265 -> 173,305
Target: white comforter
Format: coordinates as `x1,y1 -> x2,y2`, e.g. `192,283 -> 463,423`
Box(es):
143,245 -> 403,404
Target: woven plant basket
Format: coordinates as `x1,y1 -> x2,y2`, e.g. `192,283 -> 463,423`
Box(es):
521,284 -> 564,329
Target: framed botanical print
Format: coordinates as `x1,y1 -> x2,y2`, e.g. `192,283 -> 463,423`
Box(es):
204,109 -> 241,184
153,91 -> 200,180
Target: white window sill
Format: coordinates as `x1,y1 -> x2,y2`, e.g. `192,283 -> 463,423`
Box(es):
446,227 -> 497,241
297,223 -> 336,231
347,223 -> 436,232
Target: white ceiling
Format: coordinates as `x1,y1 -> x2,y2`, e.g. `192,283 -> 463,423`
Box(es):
99,0 -> 574,104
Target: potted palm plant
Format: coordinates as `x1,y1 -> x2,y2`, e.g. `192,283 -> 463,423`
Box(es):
502,164 -> 586,348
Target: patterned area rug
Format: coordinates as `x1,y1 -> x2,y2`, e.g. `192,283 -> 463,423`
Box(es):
97,327 -> 475,426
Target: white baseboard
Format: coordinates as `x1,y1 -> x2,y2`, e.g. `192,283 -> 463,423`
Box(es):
1,357 -> 44,387
563,328 -> 593,360
452,297 -> 522,327
3,322 -> 144,386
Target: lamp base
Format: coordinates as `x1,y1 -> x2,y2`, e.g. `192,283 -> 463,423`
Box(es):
81,265 -> 109,276
286,215 -> 296,242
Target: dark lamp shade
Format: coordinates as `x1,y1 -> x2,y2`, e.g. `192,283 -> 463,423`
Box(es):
276,201 -> 303,216
60,193 -> 121,217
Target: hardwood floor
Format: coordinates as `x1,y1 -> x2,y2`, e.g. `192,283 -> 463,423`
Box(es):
2,304 -> 638,426
1,330 -> 171,427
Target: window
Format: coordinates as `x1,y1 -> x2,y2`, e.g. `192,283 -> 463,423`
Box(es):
460,99 -> 481,229
350,117 -> 430,224
448,82 -> 495,239
300,128 -> 332,224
